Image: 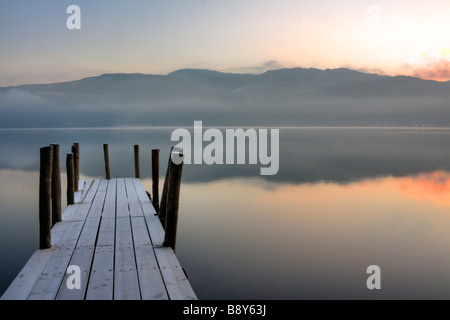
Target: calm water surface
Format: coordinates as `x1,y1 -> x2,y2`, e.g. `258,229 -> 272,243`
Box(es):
0,127 -> 449,299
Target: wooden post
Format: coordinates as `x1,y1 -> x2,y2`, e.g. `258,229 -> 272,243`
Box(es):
50,144 -> 61,226
72,143 -> 80,191
159,147 -> 173,225
39,146 -> 53,249
163,149 -> 184,252
66,153 -> 75,205
103,144 -> 111,180
134,145 -> 140,178
152,149 -> 160,214
74,142 -> 80,183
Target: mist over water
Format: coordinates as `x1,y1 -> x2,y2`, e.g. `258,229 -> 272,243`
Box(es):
1,69 -> 449,128
1,127 -> 449,298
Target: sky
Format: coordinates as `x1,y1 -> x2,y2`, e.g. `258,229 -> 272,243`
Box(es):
0,0 -> 449,86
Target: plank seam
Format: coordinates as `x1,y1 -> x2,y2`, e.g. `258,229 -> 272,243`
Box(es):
52,179 -> 101,299
26,182 -> 98,299
131,178 -> 171,299
122,178 -> 142,299
81,181 -> 108,299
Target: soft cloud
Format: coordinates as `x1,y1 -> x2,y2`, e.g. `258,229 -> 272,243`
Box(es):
405,55 -> 450,82
224,60 -> 284,74
340,65 -> 387,76
413,59 -> 450,82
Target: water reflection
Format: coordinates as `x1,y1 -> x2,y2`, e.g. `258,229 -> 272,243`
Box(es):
1,127 -> 449,298
397,171 -> 450,206
1,127 -> 449,184
173,171 -> 450,299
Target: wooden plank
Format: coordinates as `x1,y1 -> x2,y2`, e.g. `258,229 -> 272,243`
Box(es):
2,180 -> 91,300
56,181 -> 108,298
144,213 -> 165,247
132,178 -> 164,246
74,192 -> 81,204
89,191 -> 106,220
97,179 -> 108,192
28,178 -> 105,299
116,179 -> 129,217
83,180 -> 94,197
83,179 -> 101,204
103,179 -> 116,218
28,219 -> 84,299
0,248 -> 54,300
57,183 -> 106,298
114,247 -> 141,300
61,203 -> 79,221
131,216 -> 151,247
78,180 -> 86,192
125,178 -> 143,217
85,246 -> 114,300
116,217 -> 133,248
71,180 -> 100,221
28,245 -> 75,300
133,178 -> 157,215
77,216 -> 101,247
96,218 -> 115,247
71,203 -> 91,222
76,189 -> 107,247
135,245 -> 168,300
154,246 -> 197,300
51,220 -> 73,246
132,179 -> 196,300
129,215 -> 168,299
55,220 -> 85,247
74,180 -> 93,204
115,216 -> 140,299
56,246 -> 95,300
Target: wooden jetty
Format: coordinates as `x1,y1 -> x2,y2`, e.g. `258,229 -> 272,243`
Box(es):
1,144 -> 196,300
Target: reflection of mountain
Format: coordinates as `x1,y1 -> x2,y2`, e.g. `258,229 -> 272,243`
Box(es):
0,128 -> 449,184
0,68 -> 449,128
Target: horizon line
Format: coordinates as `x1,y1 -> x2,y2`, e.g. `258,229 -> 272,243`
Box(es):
2,66 -> 449,88
1,125 -> 449,131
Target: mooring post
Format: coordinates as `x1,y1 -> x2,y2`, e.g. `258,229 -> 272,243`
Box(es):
72,143 -> 80,191
103,144 -> 111,180
159,147 -> 173,225
39,146 -> 53,249
50,144 -> 61,226
74,142 -> 80,183
66,153 -> 75,205
152,149 -> 160,214
134,145 -> 140,178
163,149 -> 184,252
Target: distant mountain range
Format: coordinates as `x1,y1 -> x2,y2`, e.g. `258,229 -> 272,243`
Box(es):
0,68 -> 449,127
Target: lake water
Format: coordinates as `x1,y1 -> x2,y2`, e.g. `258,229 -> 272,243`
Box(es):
0,127 -> 449,299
